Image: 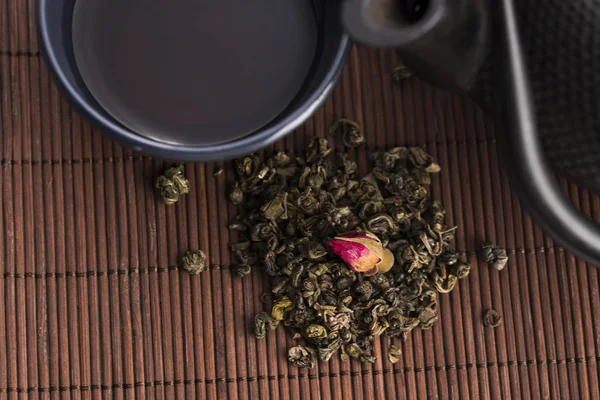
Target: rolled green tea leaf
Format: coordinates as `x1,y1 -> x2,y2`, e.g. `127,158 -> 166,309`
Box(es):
156,176 -> 180,205
483,309 -> 503,328
213,168 -> 224,177
156,165 -> 190,205
391,64 -> 413,84
329,119 -> 364,148
479,241 -> 508,271
227,139 -> 473,368
229,182 -> 244,205
181,250 -> 207,275
288,345 -> 317,369
165,165 -> 190,194
253,312 -> 278,339
388,345 -> 402,364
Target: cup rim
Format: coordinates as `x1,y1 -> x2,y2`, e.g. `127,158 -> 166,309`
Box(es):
37,0 -> 352,161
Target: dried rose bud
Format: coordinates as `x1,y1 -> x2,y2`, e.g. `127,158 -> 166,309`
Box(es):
328,231 -> 394,274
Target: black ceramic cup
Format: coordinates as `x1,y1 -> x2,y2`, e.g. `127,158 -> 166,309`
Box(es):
37,0 -> 351,161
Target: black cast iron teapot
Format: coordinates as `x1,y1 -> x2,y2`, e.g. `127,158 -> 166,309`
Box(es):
342,0 -> 600,266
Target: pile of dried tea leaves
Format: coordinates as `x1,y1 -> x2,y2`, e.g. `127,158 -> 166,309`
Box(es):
228,138 -> 472,368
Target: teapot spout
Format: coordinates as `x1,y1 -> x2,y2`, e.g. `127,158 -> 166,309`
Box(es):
342,0 -> 490,94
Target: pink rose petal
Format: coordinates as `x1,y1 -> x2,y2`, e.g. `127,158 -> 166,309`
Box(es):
328,234 -> 382,273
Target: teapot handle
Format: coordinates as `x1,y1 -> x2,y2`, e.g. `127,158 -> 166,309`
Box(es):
495,0 -> 600,265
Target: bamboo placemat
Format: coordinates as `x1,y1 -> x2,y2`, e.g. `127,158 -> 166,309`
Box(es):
2,1 -> 600,398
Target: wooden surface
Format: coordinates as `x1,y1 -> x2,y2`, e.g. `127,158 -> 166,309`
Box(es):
3,1 -> 600,398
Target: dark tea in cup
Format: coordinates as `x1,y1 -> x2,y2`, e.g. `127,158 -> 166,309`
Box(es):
71,0 -> 319,146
